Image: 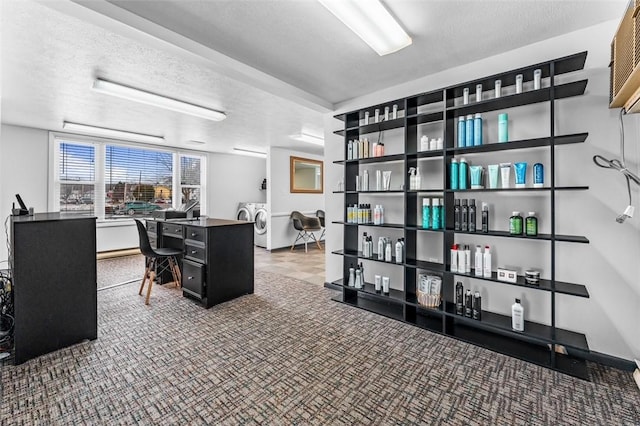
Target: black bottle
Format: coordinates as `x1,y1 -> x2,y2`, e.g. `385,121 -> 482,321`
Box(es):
454,199 -> 461,231
472,292 -> 482,320
455,282 -> 464,315
468,199 -> 476,232
464,289 -> 473,318
481,202 -> 489,233
461,199 -> 468,232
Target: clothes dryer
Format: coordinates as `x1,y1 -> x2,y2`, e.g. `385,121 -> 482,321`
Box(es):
254,203 -> 268,248
236,202 -> 257,222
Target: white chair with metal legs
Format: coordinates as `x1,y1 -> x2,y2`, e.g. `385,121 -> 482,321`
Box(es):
290,211 -> 323,252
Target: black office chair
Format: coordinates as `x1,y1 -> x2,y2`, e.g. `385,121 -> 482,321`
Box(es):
134,219 -> 182,305
316,209 -> 326,241
290,211 -> 323,252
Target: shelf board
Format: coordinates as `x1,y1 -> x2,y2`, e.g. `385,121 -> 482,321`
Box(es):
443,303 -> 589,351
406,189 -> 445,193
446,229 -> 589,243
446,80 -> 587,116
405,226 -> 445,233
446,133 -> 588,155
332,221 -> 405,229
333,279 -> 405,303
407,150 -> 444,159
445,269 -> 589,298
332,249 -> 403,266
345,190 -> 405,194
406,111 -> 443,126
447,186 -> 588,193
405,258 -> 444,271
332,293 -> 404,322
409,309 -> 444,333
332,153 -> 405,165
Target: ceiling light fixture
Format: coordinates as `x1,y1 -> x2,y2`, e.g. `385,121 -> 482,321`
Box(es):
62,121 -> 164,144
186,140 -> 207,145
233,148 -> 267,158
290,132 -> 324,146
318,0 -> 412,56
92,78 -> 226,121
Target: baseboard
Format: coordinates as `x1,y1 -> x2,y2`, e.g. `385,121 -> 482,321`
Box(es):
569,349 -> 636,371
324,281 -> 341,291
96,248 -> 141,260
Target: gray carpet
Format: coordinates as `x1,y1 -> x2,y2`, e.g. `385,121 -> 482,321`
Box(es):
1,270 -> 639,424
97,254 -> 145,289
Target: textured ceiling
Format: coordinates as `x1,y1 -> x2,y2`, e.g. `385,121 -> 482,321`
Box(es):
108,0 -> 626,104
0,0 -> 628,156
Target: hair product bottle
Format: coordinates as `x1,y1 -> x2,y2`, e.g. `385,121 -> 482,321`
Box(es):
512,299 -> 525,331
455,282 -> 464,315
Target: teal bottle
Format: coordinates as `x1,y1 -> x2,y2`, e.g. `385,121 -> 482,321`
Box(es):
422,198 -> 431,229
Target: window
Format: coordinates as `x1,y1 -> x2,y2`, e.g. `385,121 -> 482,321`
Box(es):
51,135 -> 206,220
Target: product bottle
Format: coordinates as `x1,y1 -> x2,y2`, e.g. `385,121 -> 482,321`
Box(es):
454,199 -> 461,231
473,113 -> 483,146
481,202 -> 489,233
463,87 -> 470,104
376,170 -> 382,191
362,232 -> 368,257
422,198 -> 431,229
461,199 -> 468,232
483,246 -> 492,278
498,113 -> 509,143
464,289 -> 473,318
509,211 -> 523,235
363,170 -> 369,191
450,159 -> 459,190
465,115 -> 474,147
458,250 -> 466,275
525,212 -> 538,236
457,117 -> 466,148
451,244 -> 459,273
512,298 -> 525,331
382,277 -> 390,296
385,238 -> 392,262
355,266 -> 362,289
431,198 -> 441,230
374,275 -> 382,293
472,292 -> 482,321
408,167 -> 416,190
347,140 -> 353,160
459,158 -> 468,190
468,199 -> 476,232
348,265 -> 355,287
395,239 -> 403,264
378,237 -> 385,260
474,245 -> 483,277
440,198 -> 445,230
464,244 -> 471,273
455,282 -> 464,315
415,167 -> 421,191
379,204 -> 384,225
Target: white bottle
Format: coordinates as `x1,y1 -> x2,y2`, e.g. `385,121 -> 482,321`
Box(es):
451,245 -> 458,273
395,239 -> 403,264
363,170 -> 369,191
420,135 -> 429,151
355,268 -> 362,289
512,298 -> 524,331
385,239 -> 392,262
415,167 -> 421,190
483,246 -> 492,278
348,266 -> 355,287
474,245 -> 483,277
379,205 -> 384,225
464,245 -> 471,274
377,237 -> 384,260
458,250 -> 466,275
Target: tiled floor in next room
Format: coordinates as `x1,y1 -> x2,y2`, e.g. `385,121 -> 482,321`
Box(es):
254,245 -> 325,286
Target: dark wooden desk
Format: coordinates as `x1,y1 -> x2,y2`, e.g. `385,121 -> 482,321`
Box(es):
146,218 -> 254,308
11,213 -> 97,364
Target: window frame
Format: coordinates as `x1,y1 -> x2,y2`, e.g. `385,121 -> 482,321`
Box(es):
49,132 -> 207,223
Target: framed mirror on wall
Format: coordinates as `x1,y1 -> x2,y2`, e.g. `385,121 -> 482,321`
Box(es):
290,156 -> 323,193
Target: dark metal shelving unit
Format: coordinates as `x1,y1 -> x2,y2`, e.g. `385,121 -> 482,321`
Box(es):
331,51 -> 592,380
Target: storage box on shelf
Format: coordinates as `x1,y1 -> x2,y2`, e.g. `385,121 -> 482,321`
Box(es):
332,51 -> 592,380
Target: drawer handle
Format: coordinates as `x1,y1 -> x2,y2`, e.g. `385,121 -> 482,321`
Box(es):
188,276 -> 194,280
191,232 -> 197,237
191,250 -> 197,254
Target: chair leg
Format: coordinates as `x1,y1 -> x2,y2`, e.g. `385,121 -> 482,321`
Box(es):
145,270 -> 155,305
139,258 -> 152,295
291,232 -> 303,251
313,232 -> 322,251
173,257 -> 182,286
168,257 -> 180,288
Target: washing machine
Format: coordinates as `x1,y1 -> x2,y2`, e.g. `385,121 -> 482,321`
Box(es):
236,202 -> 257,222
254,203 -> 268,248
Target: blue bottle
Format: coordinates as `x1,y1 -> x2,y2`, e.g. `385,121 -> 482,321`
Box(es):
422,198 -> 431,229
459,158 -> 468,190
450,159 -> 459,190
440,198 -> 445,230
474,113 -> 483,146
431,198 -> 441,230
457,117 -> 466,147
465,115 -> 474,147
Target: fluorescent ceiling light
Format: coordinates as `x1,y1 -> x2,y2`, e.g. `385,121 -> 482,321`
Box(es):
186,140 -> 206,146
290,132 -> 324,146
318,0 -> 412,56
62,122 -> 164,144
233,148 -> 267,158
92,78 -> 226,121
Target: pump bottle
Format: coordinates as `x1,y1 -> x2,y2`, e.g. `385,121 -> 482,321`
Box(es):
512,299 -> 524,331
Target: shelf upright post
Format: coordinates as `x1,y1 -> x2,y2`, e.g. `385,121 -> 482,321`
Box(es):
549,60 -> 557,368
344,112 -> 361,304
443,88 -> 456,335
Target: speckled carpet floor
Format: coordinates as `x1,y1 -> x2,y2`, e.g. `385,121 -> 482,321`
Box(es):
1,268 -> 638,425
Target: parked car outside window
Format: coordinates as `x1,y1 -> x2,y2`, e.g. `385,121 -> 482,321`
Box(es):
118,201 -> 161,216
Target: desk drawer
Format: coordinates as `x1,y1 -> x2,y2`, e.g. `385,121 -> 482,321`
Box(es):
182,259 -> 205,300
185,226 -> 206,243
185,242 -> 206,263
146,221 -> 158,234
162,223 -> 184,238
148,235 -> 157,249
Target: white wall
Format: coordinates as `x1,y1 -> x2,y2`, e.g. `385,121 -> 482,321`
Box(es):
325,20 -> 640,361
0,124 -> 267,259
267,146 -> 324,250
206,152 -> 266,219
